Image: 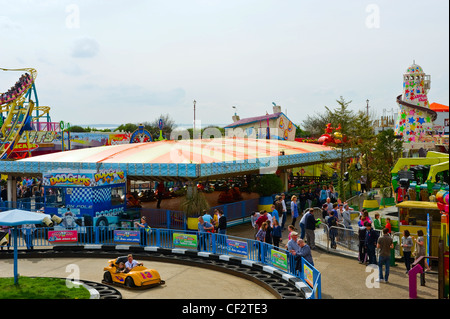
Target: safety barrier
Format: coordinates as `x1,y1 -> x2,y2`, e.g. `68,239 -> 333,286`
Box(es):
1,196 -> 260,231
0,225 -> 322,299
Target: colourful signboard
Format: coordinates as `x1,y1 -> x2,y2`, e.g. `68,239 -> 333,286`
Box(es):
270,249 -> 288,271
94,169 -> 126,186
173,233 -> 198,249
114,230 -> 140,243
303,262 -> 314,288
44,172 -> 93,187
48,230 -> 78,243
226,239 -> 248,256
43,169 -> 126,187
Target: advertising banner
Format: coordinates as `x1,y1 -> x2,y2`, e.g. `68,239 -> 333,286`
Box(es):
43,169 -> 126,187
270,249 -> 288,271
173,233 -> 198,249
303,262 -> 314,288
48,230 -> 78,243
114,230 -> 140,243
226,239 -> 248,256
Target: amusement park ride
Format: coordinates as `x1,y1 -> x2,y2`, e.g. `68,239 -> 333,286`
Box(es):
0,67 -> 54,160
1,67 -> 163,161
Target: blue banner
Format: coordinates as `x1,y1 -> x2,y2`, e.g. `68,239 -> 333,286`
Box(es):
114,230 -> 140,243
226,239 -> 248,256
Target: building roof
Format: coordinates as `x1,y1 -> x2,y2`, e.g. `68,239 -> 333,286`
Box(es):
430,102 -> 449,112
224,112 -> 295,129
0,138 -> 339,181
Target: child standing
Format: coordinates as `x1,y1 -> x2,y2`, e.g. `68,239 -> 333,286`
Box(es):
272,219 -> 282,248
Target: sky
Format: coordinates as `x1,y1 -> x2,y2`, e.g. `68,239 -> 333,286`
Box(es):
0,0 -> 448,128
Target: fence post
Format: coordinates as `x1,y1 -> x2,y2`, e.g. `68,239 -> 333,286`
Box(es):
166,210 -> 171,229
211,233 -> 216,254
155,229 -> 160,247
95,227 -> 99,244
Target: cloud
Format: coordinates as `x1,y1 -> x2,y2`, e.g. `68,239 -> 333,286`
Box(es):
0,15 -> 22,33
71,36 -> 99,58
76,83 -> 186,107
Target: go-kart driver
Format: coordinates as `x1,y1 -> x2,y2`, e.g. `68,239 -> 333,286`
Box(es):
125,254 -> 143,272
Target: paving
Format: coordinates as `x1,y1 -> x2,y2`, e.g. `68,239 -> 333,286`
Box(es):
0,204 -> 440,300
226,205 -> 440,300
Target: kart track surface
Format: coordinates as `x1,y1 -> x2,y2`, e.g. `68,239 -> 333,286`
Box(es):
0,257 -> 278,299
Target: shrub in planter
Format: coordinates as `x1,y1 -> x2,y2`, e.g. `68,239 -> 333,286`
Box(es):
253,174 -> 284,197
181,185 -> 210,230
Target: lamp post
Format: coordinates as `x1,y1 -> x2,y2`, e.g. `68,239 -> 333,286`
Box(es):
193,100 -> 196,139
366,99 -> 370,117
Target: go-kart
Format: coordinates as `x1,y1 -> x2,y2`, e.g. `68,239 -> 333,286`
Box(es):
102,256 -> 165,289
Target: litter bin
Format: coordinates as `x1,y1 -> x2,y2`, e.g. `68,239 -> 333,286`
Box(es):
390,241 -> 397,266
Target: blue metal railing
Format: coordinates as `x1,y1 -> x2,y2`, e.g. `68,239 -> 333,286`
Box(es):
1,225 -> 321,299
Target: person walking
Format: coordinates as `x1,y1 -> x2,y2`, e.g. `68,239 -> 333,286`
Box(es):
377,228 -> 394,283
304,208 -> 316,250
360,175 -> 367,193
414,229 -> 431,271
299,209 -> 307,239
280,193 -> 287,230
401,229 -> 414,274
358,224 -> 367,264
290,195 -> 299,227
272,219 -> 282,248
327,210 -> 338,249
365,222 -> 379,265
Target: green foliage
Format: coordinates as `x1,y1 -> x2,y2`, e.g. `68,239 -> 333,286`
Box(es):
252,174 -> 283,197
372,129 -> 403,188
67,125 -> 88,132
114,123 -> 138,133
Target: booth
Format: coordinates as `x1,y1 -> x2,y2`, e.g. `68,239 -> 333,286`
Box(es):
42,169 -> 138,229
397,201 -> 441,257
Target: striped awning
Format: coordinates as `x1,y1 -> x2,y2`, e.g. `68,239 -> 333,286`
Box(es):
0,138 -> 340,180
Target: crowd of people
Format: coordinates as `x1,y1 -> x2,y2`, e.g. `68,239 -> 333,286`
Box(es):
247,189 -> 431,283
0,73 -> 32,105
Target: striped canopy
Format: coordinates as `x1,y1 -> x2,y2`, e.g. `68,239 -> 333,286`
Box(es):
2,138 -> 339,180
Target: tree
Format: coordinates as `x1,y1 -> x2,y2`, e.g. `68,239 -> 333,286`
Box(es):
350,110 -> 376,193
301,112 -> 333,137
372,129 -> 403,189
320,96 -> 360,200
114,123 -> 138,133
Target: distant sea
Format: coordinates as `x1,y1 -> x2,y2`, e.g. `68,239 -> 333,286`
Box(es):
77,123 -> 228,131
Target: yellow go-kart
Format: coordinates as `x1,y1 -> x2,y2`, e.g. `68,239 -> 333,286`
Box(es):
102,256 -> 165,289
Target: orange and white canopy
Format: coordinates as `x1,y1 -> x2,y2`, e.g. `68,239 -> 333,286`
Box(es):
2,138 -> 339,180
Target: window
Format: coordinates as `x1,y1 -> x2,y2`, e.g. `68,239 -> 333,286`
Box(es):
111,186 -> 125,206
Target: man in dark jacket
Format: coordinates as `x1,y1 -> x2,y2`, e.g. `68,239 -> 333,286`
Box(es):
358,225 -> 367,263
217,210 -> 227,234
304,208 -> 316,250
364,221 -> 379,265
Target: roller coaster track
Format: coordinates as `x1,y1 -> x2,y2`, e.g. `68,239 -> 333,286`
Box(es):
0,68 -> 38,159
396,94 -> 437,122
